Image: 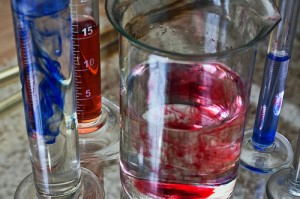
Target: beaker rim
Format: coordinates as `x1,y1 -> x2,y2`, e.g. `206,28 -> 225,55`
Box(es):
105,0 -> 280,60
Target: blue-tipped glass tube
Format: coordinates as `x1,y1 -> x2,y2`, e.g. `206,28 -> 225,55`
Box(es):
240,0 -> 300,173
252,52 -> 290,148
11,1 -> 103,198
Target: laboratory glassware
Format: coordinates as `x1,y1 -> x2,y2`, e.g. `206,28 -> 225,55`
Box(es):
240,0 -> 300,173
70,0 -> 120,163
266,129 -> 300,198
233,165 -> 272,198
11,0 -> 104,198
106,0 -> 280,198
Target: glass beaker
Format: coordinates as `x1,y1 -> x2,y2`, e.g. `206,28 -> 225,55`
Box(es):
106,0 -> 280,198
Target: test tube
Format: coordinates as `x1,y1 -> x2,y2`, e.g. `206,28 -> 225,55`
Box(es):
11,0 -> 103,198
70,0 -> 120,162
71,0 -> 102,130
266,130 -> 300,198
240,0 -> 300,173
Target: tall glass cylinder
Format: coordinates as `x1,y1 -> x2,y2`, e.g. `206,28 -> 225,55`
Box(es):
240,0 -> 300,173
11,0 -> 103,198
106,0 -> 280,198
70,0 -> 120,162
266,131 -> 300,198
71,0 -> 101,132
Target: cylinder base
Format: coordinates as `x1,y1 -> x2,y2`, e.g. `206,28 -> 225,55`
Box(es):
240,129 -> 293,173
78,97 -> 120,163
266,168 -> 300,199
14,167 -> 105,199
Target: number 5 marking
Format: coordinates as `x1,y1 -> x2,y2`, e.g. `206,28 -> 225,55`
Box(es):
86,89 -> 91,98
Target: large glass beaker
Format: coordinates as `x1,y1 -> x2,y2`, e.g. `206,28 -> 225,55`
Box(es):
106,0 -> 280,198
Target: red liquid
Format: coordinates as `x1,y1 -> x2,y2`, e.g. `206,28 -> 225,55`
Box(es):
73,16 -> 101,133
18,25 -> 36,132
123,175 -> 216,199
121,62 -> 247,198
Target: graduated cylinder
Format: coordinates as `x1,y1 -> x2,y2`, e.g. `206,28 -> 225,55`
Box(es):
11,0 -> 81,197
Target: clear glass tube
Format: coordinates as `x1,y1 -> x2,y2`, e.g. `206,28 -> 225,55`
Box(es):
70,0 -> 120,162
266,130 -> 300,198
240,0 -> 300,173
71,0 -> 102,132
288,131 -> 300,195
11,0 -> 103,198
252,0 -> 300,148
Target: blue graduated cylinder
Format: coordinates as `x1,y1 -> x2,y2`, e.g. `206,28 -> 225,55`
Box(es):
11,0 -> 74,144
252,52 -> 290,148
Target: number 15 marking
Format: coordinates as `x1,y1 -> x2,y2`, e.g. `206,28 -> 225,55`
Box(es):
82,26 -> 93,36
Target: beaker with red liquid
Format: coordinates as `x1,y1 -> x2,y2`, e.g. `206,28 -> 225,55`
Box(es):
106,0 -> 280,198
71,0 -> 119,162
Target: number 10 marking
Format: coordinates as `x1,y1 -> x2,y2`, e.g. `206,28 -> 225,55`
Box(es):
84,58 -> 94,68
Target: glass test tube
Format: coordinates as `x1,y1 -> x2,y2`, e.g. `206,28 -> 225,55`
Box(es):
240,0 -> 300,173
71,0 -> 102,134
70,0 -> 120,162
267,131 -> 300,198
11,0 -> 103,198
252,0 -> 299,147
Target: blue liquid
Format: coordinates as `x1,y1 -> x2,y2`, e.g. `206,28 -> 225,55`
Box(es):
12,1 -> 73,144
11,0 -> 69,17
252,52 -> 290,148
